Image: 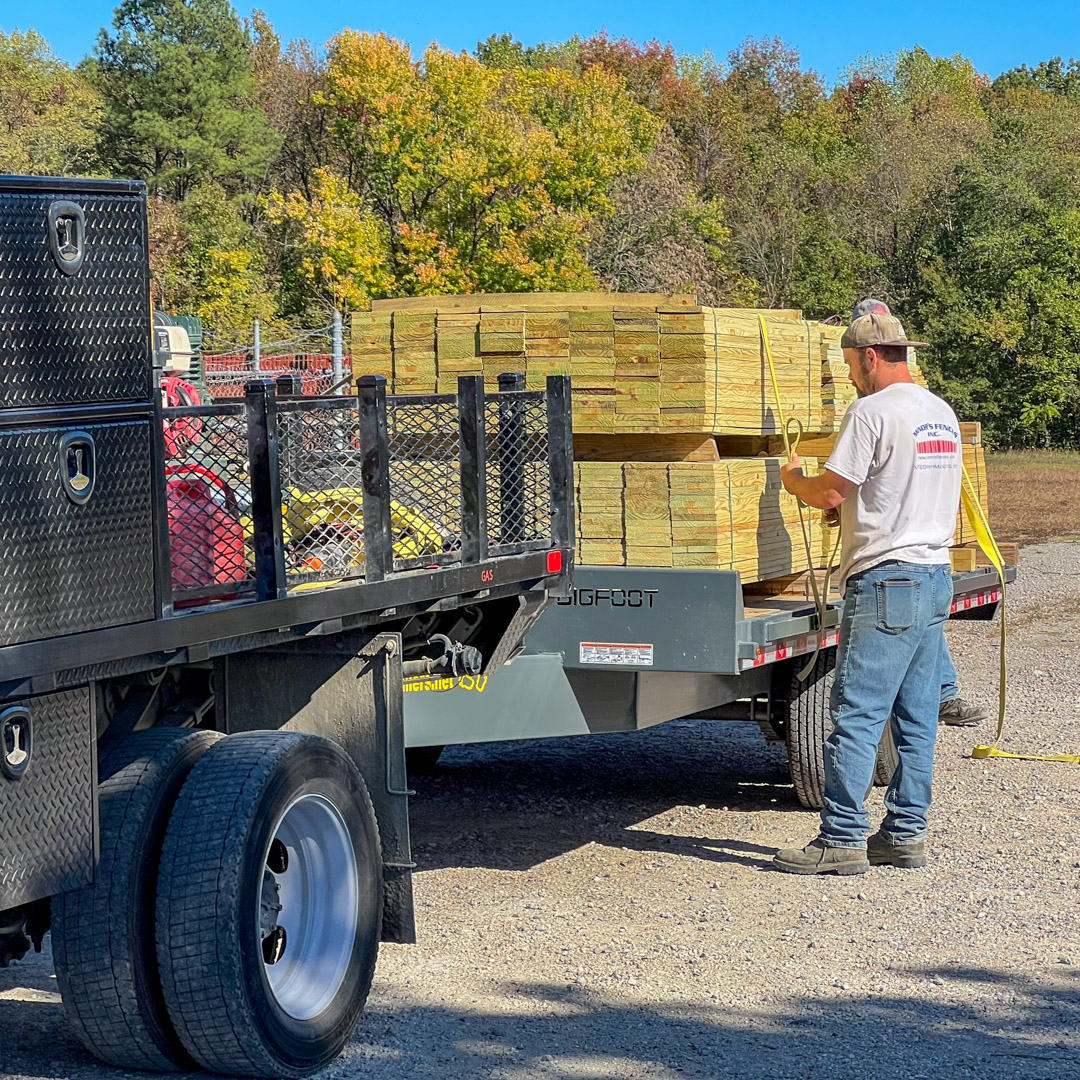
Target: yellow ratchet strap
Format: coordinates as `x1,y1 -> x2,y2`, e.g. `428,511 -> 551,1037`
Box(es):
963,466 -> 1080,763
757,315 -> 841,682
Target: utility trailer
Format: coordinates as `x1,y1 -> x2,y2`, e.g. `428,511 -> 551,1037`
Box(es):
0,177 -> 572,1077
405,558 -> 1014,806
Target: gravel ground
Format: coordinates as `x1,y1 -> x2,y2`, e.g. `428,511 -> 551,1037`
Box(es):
3,541 -> 1080,1080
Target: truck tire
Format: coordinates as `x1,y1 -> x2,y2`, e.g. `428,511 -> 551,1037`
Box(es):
781,649 -> 834,810
155,731 -> 382,1078
53,727 -> 222,1071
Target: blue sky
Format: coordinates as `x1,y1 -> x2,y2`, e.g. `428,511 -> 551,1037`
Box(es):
6,0 -> 1080,84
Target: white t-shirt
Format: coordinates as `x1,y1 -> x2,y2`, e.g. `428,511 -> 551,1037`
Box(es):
825,382 -> 962,590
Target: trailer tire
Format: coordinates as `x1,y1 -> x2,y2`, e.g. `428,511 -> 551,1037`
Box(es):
874,722 -> 899,787
780,649 -> 834,810
781,652 -> 902,799
53,727 -> 222,1071
156,731 -> 382,1078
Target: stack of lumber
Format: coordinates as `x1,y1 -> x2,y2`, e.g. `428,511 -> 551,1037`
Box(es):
358,292 -> 998,585
955,422 -> 989,545
698,309 -> 824,434
819,325 -> 852,432
949,542 -> 1019,572
575,458 -> 822,578
820,325 -> 930,431
354,295 -> 846,436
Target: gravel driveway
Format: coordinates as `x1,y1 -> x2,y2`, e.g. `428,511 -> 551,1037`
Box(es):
3,541 -> 1079,1080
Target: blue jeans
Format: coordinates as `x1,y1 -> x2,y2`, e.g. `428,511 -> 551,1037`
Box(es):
939,637 -> 959,704
822,561 -> 953,847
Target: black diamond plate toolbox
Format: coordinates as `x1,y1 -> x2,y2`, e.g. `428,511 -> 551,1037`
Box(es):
0,418 -> 156,646
0,179 -> 150,409
0,686 -> 95,909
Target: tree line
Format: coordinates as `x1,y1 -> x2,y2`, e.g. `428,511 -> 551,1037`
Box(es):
7,1 -> 1080,446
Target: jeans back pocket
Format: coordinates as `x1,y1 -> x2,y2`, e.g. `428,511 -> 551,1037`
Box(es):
875,578 -> 920,634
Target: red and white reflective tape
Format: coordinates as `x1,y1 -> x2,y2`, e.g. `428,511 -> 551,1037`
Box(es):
740,587 -> 1001,672
949,587 -> 1001,615
741,628 -> 840,671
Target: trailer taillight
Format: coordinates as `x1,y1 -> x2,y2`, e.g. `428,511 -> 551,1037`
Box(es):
547,550 -> 563,574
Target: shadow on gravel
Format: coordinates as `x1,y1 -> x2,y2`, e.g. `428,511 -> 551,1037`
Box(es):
1,946 -> 1079,1079
2,959 -> 1071,1075
409,719 -> 805,873
345,971 -> 1080,1080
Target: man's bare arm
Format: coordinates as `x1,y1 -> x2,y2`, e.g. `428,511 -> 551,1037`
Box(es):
779,455 -> 857,510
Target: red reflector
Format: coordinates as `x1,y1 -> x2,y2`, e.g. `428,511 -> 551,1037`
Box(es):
546,550 -> 563,574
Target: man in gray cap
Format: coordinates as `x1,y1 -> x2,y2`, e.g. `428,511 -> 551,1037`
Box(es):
773,310 -> 962,874
849,299 -> 986,729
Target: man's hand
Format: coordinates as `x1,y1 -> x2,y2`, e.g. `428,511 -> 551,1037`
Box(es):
780,454 -> 804,493
824,507 -> 840,527
778,458 -> 857,512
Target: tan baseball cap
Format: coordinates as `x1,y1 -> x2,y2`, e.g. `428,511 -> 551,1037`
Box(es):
840,312 -> 929,349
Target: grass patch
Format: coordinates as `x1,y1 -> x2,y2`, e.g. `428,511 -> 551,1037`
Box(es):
986,450 -> 1080,544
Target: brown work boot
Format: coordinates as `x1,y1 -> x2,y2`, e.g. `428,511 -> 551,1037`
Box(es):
867,832 -> 926,869
773,838 -> 869,876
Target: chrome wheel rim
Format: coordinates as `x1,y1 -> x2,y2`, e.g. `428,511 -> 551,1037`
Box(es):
260,793 -> 359,1021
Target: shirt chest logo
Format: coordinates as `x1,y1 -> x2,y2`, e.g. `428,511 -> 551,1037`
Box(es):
913,421 -> 958,457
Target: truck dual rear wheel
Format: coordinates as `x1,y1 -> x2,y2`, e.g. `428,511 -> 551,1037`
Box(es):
155,731 -> 382,1078
53,727 -> 222,1071
779,650 -> 896,810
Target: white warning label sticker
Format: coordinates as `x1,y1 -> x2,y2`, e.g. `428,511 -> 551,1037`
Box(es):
579,642 -> 654,666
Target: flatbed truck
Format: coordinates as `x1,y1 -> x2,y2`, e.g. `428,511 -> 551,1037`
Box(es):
0,177 -> 572,1077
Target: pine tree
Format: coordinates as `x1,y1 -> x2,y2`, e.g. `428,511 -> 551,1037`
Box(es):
89,0 -> 279,198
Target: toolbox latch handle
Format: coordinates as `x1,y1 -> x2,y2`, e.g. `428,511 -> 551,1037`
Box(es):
48,200 -> 86,276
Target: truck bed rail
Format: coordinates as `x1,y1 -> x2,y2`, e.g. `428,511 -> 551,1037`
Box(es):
162,374 -> 573,610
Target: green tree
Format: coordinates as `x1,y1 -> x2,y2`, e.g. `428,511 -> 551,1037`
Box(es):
913,89 -> 1080,447
248,12 -> 339,200
0,30 -> 101,175
89,0 -> 279,198
475,33 -> 580,72
153,183 -> 278,338
993,56 -> 1080,101
585,135 -> 746,304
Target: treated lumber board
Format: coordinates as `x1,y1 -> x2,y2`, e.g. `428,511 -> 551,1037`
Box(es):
372,295 -> 482,313
743,569 -> 839,599
370,292 -> 694,312
950,542 -> 1020,571
573,434 -> 721,463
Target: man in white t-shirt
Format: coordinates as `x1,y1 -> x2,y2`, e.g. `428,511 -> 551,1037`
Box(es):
773,312 -> 961,875
851,299 -> 986,729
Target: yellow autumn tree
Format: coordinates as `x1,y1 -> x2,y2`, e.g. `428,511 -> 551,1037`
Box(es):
302,32 -> 659,297
265,168 -> 397,313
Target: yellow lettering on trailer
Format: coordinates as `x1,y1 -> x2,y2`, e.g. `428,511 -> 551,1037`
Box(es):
402,674 -> 489,694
